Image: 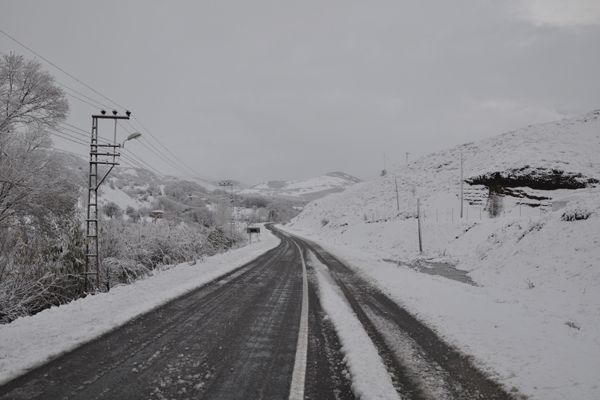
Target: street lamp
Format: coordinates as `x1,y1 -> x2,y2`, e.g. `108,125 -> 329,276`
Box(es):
121,132 -> 142,147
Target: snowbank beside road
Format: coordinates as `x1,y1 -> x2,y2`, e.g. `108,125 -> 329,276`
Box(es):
308,251 -> 400,400
0,226 -> 279,385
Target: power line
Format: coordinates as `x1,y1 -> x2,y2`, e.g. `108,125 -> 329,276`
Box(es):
117,120 -> 193,177
121,149 -> 163,176
47,127 -> 164,177
54,126 -> 162,177
138,139 -> 187,174
130,117 -> 210,181
119,121 -> 204,180
57,123 -> 111,144
0,29 -> 201,181
55,81 -> 111,110
0,28 -> 127,110
57,122 -> 164,177
53,147 -> 88,159
138,137 -> 200,178
49,131 -> 133,171
118,157 -> 146,171
62,90 -> 102,110
60,122 -> 89,134
47,129 -> 88,147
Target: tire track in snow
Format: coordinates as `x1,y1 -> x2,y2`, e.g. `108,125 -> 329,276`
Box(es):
293,231 -> 515,400
308,250 -> 401,400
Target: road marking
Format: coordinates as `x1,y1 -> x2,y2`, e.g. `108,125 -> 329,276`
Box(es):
289,239 -> 309,400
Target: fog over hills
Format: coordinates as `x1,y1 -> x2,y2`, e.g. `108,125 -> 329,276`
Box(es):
240,171 -> 361,201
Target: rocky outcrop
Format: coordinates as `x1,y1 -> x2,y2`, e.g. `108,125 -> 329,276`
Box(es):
466,166 -> 598,191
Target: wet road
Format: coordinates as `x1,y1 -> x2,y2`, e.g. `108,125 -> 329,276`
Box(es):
0,226 -> 514,400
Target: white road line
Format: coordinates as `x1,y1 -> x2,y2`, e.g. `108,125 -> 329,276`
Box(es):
289,239 -> 309,400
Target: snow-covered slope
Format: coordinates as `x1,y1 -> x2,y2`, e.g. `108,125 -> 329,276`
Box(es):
241,171 -> 361,201
54,152 -> 213,215
287,109 -> 600,400
294,109 -> 600,231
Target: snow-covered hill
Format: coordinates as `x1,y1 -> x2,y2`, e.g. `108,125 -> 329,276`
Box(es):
54,152 -> 213,217
294,109 -> 600,231
241,171 -> 361,201
287,109 -> 600,400
54,152 -> 301,224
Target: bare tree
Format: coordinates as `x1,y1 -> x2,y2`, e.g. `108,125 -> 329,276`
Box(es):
0,53 -> 70,228
103,202 -> 123,219
0,53 -> 68,135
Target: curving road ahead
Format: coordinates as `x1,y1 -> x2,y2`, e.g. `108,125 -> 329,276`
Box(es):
0,226 -> 514,400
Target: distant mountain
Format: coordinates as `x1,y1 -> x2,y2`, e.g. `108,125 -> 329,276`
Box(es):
240,172 -> 362,201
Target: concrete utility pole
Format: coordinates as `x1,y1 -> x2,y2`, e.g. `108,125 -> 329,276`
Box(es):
394,176 -> 400,212
417,198 -> 423,253
219,180 -> 235,235
405,152 -> 410,165
85,110 -> 140,293
460,152 -> 464,219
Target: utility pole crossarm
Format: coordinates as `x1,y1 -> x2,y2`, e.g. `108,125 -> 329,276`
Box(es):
91,114 -> 131,120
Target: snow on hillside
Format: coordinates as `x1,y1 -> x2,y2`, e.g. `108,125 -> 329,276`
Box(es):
241,171 -> 361,201
294,110 -> 600,231
286,110 -> 600,400
55,151 -> 217,216
98,182 -> 144,210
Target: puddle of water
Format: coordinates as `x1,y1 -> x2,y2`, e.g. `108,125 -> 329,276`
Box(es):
382,259 -> 477,286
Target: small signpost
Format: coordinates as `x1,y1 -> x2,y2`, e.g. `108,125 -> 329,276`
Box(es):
247,226 -> 261,243
150,210 -> 164,222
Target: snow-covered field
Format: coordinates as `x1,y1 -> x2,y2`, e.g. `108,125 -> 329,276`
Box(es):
286,111 -> 600,400
0,226 -> 279,385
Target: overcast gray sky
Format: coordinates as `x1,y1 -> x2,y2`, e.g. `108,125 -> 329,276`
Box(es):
1,0 -> 599,184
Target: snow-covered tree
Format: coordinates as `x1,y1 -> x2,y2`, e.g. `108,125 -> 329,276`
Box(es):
103,202 -> 123,219
0,53 -> 68,135
0,53 -> 70,229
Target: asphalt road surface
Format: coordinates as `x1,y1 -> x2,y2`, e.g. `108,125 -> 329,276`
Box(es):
0,226 -> 514,400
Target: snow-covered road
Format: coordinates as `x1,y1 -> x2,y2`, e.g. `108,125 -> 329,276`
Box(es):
0,226 -> 515,399
0,227 -> 353,400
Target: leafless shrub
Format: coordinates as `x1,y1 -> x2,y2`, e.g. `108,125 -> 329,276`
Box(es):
561,208 -> 592,222
525,279 -> 535,289
0,261 -> 82,323
517,221 -> 544,241
102,257 -> 151,286
565,320 -> 581,330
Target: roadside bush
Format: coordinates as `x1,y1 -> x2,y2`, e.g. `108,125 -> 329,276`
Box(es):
205,226 -> 245,255
561,208 -> 592,221
0,220 -> 85,323
101,219 -> 207,268
101,257 -> 150,288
